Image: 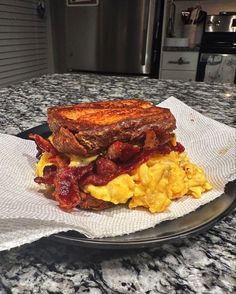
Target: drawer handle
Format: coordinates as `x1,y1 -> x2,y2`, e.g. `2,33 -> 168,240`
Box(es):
168,57 -> 190,65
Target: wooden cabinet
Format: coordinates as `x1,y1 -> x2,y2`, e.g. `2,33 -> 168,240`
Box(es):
160,51 -> 199,81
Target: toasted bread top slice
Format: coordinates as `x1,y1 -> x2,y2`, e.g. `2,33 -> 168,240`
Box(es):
47,99 -> 176,156
48,99 -> 153,130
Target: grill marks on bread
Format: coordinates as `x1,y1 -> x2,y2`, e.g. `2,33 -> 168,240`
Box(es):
47,99 -> 176,157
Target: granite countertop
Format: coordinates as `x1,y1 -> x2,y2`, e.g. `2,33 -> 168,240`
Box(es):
0,73 -> 235,293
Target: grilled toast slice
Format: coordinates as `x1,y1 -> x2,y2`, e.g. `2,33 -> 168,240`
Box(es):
48,99 -> 153,132
47,99 -> 176,156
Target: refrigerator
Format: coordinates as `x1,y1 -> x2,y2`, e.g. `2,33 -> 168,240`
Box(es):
65,0 -> 164,75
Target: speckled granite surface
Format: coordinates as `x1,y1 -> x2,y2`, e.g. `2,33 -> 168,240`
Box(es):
0,73 -> 235,294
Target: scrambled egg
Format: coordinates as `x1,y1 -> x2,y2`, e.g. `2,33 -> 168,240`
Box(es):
37,147 -> 212,213
85,152 -> 212,213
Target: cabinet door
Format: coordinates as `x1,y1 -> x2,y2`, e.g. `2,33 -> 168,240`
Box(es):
160,70 -> 196,81
162,52 -> 199,71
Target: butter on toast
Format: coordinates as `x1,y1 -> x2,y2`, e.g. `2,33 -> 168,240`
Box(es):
47,99 -> 176,156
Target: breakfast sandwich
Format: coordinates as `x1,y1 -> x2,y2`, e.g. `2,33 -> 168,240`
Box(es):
30,98 -> 212,213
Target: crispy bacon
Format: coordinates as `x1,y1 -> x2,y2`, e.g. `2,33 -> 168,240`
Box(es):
79,173 -> 116,187
158,132 -> 175,146
107,141 -> 141,162
173,142 -> 185,153
74,162 -> 94,179
52,166 -> 112,210
29,133 -> 59,156
95,156 -> 118,176
35,165 -> 57,186
34,154 -> 70,186
80,150 -> 151,186
78,159 -> 118,188
48,154 -> 70,168
144,131 -> 175,150
53,167 -> 83,209
144,130 -> 158,149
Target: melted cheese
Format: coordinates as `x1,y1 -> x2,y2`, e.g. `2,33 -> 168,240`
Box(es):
36,153 -> 97,174
68,154 -> 97,167
36,152 -> 53,177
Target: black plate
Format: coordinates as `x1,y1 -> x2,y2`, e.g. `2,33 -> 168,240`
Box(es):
17,124 -> 236,249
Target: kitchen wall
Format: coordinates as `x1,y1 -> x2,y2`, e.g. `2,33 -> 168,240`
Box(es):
0,0 -> 54,87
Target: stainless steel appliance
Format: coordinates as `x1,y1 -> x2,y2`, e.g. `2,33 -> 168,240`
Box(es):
65,0 -> 164,75
196,14 -> 236,83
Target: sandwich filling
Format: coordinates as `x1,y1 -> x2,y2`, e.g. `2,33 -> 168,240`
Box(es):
30,131 -> 212,213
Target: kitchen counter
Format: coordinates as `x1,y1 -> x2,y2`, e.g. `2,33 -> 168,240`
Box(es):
0,73 -> 235,293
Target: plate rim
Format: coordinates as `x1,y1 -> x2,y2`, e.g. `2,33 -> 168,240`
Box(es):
51,196 -> 236,249
16,124 -> 236,249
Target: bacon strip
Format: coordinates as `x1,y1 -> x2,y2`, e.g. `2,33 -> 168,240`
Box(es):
95,156 -> 118,176
144,131 -> 175,150
29,133 -> 58,155
52,166 -> 112,210
35,165 -> 57,186
53,167 -> 83,209
48,154 -> 70,168
79,151 -> 151,186
107,141 -> 141,162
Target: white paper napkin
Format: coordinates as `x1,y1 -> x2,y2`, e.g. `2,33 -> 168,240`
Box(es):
0,97 -> 235,251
